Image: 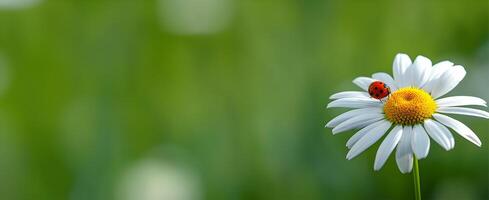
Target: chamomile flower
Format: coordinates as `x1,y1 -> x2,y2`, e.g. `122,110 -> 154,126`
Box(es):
326,53 -> 488,173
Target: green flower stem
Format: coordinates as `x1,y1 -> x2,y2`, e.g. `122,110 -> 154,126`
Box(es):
413,157 -> 422,200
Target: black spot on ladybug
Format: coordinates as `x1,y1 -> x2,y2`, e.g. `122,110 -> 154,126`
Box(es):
379,89 -> 383,93
374,87 -> 378,90
375,94 -> 380,97
369,92 -> 374,95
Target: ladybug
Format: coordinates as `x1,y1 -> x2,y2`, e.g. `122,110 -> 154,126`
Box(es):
368,81 -> 390,100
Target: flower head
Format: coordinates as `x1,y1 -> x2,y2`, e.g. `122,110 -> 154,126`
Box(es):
326,54 -> 488,173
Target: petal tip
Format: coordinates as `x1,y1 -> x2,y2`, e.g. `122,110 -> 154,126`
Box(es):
395,53 -> 409,58
415,55 -> 430,60
373,163 -> 384,171
475,141 -> 482,147
325,120 -> 335,128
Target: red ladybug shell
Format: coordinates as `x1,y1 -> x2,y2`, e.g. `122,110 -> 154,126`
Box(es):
368,81 -> 390,99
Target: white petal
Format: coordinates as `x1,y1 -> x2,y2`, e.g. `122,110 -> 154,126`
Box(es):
326,107 -> 382,128
353,77 -> 377,91
396,126 -> 413,174
431,61 -> 454,78
436,107 -> 489,119
411,125 -> 430,159
436,96 -> 487,107
433,113 -> 482,147
346,120 -> 385,149
374,125 -> 403,171
406,55 -> 432,87
392,53 -> 412,88
346,120 -> 391,160
372,72 -> 398,91
332,113 -> 384,134
430,65 -> 466,99
327,98 -> 383,109
422,61 -> 453,92
423,119 -> 454,150
330,91 -> 370,100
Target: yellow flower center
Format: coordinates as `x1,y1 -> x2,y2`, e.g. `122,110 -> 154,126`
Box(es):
384,87 -> 437,125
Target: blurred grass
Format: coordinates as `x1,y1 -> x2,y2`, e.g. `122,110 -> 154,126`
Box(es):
0,0 -> 488,199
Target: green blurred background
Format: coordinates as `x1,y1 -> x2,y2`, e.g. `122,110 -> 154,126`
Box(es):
0,0 -> 488,199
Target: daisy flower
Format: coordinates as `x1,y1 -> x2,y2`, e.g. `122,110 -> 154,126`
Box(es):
326,53 -> 488,173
